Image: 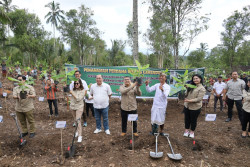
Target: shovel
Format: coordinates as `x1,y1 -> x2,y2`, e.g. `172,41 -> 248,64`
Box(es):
163,133 -> 182,161
150,133 -> 163,158
65,118 -> 80,158
10,113 -> 27,146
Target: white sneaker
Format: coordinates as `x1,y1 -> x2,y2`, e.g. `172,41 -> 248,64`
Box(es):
189,132 -> 194,138
75,132 -> 78,137
105,129 -> 111,135
77,136 -> 82,143
94,129 -> 102,134
183,131 -> 189,137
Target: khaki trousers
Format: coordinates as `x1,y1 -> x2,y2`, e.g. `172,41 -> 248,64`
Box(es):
16,110 -> 36,133
72,108 -> 83,136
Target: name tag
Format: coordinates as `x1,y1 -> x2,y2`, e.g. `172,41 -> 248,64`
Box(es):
128,114 -> 138,121
0,115 -> 3,123
39,97 -> 44,101
3,92 -> 7,97
56,121 -> 66,128
205,114 -> 216,121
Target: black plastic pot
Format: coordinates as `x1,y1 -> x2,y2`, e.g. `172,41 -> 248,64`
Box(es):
20,91 -> 27,99
134,77 -> 143,85
63,85 -> 70,92
55,81 -> 59,85
178,91 -> 185,100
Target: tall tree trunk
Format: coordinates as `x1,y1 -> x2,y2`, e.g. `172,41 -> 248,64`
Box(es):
132,0 -> 139,65
53,24 -> 56,49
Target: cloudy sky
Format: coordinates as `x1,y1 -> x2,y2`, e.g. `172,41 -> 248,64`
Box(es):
12,0 -> 249,54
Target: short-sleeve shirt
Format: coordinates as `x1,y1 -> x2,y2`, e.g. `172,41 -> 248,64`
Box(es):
224,79 -> 245,100
90,83 -> 112,109
1,64 -> 6,71
13,84 -> 36,112
213,81 -> 226,96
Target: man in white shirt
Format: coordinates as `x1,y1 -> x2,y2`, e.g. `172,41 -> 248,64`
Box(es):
69,70 -> 89,127
145,73 -> 171,135
90,75 -> 112,135
213,76 -> 226,112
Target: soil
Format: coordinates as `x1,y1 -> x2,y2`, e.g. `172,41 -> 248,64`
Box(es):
0,78 -> 249,167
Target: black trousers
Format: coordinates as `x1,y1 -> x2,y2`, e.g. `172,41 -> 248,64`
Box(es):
184,107 -> 201,131
214,95 -> 223,111
48,99 -> 58,115
121,109 -> 137,133
86,103 -> 94,117
242,109 -> 250,132
227,98 -> 243,124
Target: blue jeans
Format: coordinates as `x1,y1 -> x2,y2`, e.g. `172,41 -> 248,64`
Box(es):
94,106 -> 109,131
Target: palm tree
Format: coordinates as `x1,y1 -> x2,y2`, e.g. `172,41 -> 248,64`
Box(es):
132,0 -> 138,65
45,1 -> 64,48
0,0 -> 17,36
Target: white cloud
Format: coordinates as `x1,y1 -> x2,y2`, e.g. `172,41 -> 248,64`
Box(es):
11,0 -> 249,54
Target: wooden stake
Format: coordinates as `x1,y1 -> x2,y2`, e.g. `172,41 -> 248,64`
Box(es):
5,96 -> 7,114
61,129 -> 63,160
132,121 -> 134,152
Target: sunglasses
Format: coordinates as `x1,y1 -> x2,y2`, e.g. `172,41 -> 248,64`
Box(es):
74,83 -> 79,85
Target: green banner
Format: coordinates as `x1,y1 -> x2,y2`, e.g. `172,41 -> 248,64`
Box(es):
65,64 -> 205,98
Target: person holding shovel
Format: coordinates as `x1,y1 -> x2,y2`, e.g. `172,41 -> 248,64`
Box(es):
145,73 -> 171,136
45,79 -> 59,117
119,76 -> 142,137
241,79 -> 250,138
183,74 -> 206,138
69,79 -> 86,143
13,75 -> 36,138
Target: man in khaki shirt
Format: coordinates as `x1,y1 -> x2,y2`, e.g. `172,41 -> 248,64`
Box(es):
119,76 -> 142,136
13,75 -> 36,138
223,71 -> 245,123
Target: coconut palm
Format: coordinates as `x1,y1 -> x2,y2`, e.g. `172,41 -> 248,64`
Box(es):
45,1 -> 64,48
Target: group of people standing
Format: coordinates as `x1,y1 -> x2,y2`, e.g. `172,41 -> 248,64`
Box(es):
11,70 -> 250,144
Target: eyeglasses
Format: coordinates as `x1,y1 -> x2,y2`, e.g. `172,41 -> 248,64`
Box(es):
18,79 -> 22,81
74,83 -> 79,85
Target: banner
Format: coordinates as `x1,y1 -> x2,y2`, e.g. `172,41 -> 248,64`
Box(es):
65,64 -> 205,98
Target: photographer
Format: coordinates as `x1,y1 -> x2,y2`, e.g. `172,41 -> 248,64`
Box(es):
45,79 -> 59,117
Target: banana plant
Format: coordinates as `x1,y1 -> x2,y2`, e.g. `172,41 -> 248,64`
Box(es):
169,69 -> 197,96
26,76 -> 35,85
60,69 -> 78,85
7,77 -> 29,93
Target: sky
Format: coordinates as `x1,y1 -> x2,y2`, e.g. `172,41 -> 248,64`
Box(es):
12,0 -> 250,54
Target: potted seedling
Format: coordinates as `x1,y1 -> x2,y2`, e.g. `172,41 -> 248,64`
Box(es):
169,69 -> 197,100
7,77 -> 29,99
60,70 -> 78,93
128,60 -> 149,84
51,70 -> 64,85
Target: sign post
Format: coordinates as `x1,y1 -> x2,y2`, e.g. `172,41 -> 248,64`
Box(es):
56,121 -> 66,162
128,114 -> 138,152
3,92 -> 7,113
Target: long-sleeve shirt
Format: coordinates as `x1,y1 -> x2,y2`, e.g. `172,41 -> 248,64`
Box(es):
184,84 -> 206,110
70,89 -> 85,110
45,85 -> 59,100
243,90 -> 250,113
146,83 -> 171,108
119,84 -> 142,111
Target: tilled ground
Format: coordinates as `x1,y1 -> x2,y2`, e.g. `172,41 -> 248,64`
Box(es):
0,79 -> 249,167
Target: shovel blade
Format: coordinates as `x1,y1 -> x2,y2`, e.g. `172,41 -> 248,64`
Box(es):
150,151 -> 163,158
167,153 -> 182,160
66,145 -> 76,158
20,139 -> 27,146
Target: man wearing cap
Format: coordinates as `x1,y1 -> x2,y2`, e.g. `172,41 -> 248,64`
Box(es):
145,73 -> 171,135
13,75 -> 36,138
213,76 -> 226,112
223,71 -> 245,123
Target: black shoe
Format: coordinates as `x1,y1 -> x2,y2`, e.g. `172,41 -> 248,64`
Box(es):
29,133 -> 35,138
149,132 -> 154,136
21,132 -> 28,138
241,134 -> 247,138
159,132 -> 164,136
225,118 -> 231,122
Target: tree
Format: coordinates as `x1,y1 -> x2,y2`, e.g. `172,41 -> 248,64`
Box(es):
132,0 -> 139,65
221,5 -> 250,71
148,0 -> 209,69
187,50 -> 205,68
59,5 -> 99,65
45,1 -> 64,47
109,39 -> 126,66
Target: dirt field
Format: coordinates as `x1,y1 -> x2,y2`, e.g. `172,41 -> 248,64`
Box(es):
0,79 -> 249,167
